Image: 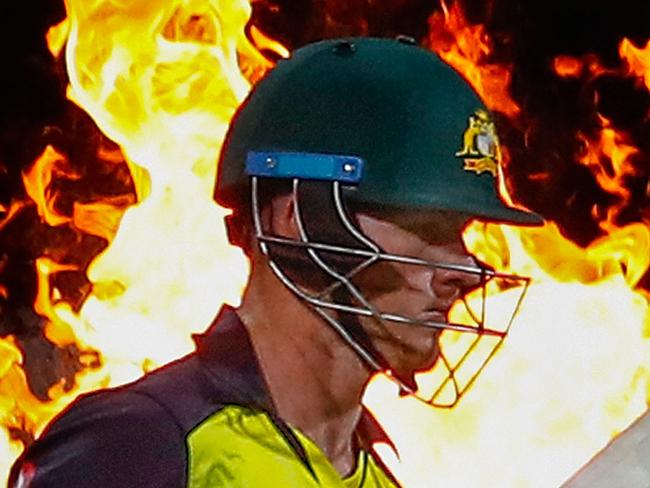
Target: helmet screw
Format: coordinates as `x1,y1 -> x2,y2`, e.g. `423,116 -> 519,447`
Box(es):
396,35 -> 417,45
265,156 -> 276,168
343,162 -> 356,173
333,40 -> 356,57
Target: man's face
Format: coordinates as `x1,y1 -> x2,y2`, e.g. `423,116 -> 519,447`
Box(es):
351,210 -> 481,381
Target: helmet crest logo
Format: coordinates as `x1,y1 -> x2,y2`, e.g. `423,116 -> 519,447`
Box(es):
455,109 -> 500,177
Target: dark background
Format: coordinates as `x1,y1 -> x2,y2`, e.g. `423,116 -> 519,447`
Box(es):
1,0 -> 649,414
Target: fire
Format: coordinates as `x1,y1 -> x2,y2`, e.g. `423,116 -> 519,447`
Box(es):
35,257 -> 80,346
1,0 -> 267,482
577,116 -> 640,232
552,53 -> 612,79
0,339 -> 33,483
553,55 -> 584,78
2,1 -> 650,487
0,201 -> 28,233
72,194 -> 136,241
0,337 -> 94,487
22,145 -> 77,227
427,1 -> 520,118
46,18 -> 70,58
620,38 -> 650,91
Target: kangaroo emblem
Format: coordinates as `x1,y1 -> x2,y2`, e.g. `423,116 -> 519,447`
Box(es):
455,109 -> 500,177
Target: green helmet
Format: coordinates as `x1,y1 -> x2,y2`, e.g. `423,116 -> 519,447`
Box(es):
214,37 -> 538,408
215,36 -> 541,225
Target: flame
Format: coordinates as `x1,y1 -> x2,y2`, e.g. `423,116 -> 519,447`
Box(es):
577,116 -> 639,231
550,37 -> 647,235
2,0 -> 270,482
427,1 -> 520,117
3,1 -> 650,487
249,25 -> 291,60
0,337 -> 92,485
71,195 -> 135,241
34,257 -> 80,346
22,145 -> 77,227
55,0 -> 265,386
0,340 -> 40,482
553,55 -> 584,78
552,37 -> 650,85
0,201 -> 28,233
552,53 -> 611,79
46,18 -> 70,58
620,38 -> 650,91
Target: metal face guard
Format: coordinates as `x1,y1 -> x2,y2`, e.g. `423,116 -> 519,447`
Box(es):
250,176 -> 531,408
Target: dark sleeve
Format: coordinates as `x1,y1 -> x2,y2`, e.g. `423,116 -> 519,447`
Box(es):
8,390 -> 187,488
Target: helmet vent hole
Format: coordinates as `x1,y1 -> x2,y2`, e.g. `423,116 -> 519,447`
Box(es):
332,40 -> 356,57
396,35 -> 417,45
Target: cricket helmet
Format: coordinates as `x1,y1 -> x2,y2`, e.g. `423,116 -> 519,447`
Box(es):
214,37 -> 541,408
215,37 -> 541,225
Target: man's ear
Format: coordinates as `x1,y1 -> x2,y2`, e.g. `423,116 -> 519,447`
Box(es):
224,212 -> 252,255
268,192 -> 300,239
224,192 -> 299,257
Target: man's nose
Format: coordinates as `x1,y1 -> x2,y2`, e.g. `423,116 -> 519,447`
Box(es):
431,254 -> 483,303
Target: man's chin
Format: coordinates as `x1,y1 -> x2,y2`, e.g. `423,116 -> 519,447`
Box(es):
392,350 -> 441,395
394,370 -> 419,396
410,343 -> 441,371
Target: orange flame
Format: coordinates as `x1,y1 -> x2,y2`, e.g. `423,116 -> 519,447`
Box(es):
0,201 -> 29,233
73,195 -> 135,241
620,38 -> 650,91
552,39 -> 645,83
553,55 -> 584,78
46,18 -> 70,58
34,257 -> 79,346
0,336 -> 99,484
249,25 -> 290,59
2,0 -> 269,483
577,116 -> 639,231
22,145 -> 77,227
0,339 -> 44,471
427,1 -> 520,117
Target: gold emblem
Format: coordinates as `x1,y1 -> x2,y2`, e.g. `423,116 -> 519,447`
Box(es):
455,109 -> 500,177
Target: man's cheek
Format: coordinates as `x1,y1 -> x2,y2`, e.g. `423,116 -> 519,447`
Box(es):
368,291 -> 427,319
351,263 -> 409,298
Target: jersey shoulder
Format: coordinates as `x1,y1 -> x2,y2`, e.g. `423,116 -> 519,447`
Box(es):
10,354 -> 221,488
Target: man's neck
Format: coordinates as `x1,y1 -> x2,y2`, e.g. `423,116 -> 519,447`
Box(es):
237,263 -> 372,476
